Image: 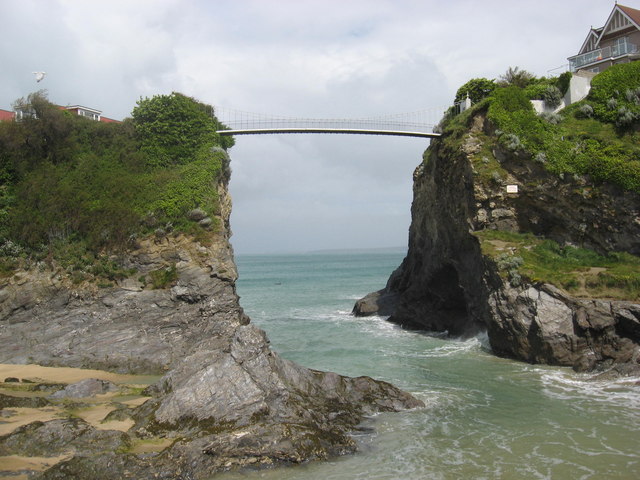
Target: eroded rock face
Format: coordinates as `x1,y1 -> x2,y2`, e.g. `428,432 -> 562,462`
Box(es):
354,124 -> 493,337
0,168 -> 423,478
488,283 -> 640,371
355,112 -> 640,373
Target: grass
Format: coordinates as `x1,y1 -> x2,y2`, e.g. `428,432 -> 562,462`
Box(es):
148,264 -> 178,289
475,229 -> 640,300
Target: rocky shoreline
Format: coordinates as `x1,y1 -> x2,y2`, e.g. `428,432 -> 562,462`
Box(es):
0,167 -> 423,479
354,111 -> 640,374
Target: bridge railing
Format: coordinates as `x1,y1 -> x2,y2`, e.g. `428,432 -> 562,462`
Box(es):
213,107 -> 443,134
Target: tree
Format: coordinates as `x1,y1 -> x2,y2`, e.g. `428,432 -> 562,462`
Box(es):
454,78 -> 496,104
10,91 -> 76,169
132,92 -> 232,167
498,66 -> 534,88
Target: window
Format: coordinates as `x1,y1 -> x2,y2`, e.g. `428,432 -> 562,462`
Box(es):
613,36 -> 629,56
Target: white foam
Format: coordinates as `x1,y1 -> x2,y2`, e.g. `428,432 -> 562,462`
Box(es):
538,367 -> 640,411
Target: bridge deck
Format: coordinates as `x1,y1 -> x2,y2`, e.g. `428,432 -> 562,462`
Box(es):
217,127 -> 440,138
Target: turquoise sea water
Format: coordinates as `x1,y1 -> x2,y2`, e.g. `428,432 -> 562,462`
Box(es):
218,251 -> 640,480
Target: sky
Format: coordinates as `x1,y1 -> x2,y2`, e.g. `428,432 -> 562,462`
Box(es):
0,0 -> 623,253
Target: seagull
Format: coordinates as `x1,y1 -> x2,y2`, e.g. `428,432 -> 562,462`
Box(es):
32,72 -> 46,83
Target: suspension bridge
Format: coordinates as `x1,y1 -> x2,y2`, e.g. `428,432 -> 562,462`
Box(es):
214,106 -> 450,139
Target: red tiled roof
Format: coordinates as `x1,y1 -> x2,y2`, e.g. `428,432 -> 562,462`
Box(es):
618,4 -> 640,26
99,116 -> 121,123
0,109 -> 15,122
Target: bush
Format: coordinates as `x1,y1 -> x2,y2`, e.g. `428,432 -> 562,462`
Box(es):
503,133 -> 523,151
576,103 -> 594,118
625,87 -> 640,104
588,62 -> 640,128
487,86 -> 547,152
498,67 -> 534,88
455,78 -> 496,104
616,107 -> 637,128
132,92 -> 229,167
540,111 -> 563,125
556,71 -> 572,96
542,85 -> 563,109
534,152 -> 548,164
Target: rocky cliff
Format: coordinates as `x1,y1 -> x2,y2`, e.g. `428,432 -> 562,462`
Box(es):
355,111 -> 640,374
0,150 -> 422,479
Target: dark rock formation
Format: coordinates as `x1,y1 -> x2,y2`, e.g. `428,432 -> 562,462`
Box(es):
355,118 -> 494,337
0,158 -> 423,478
355,112 -> 640,372
0,393 -> 49,409
0,418 -> 130,457
488,283 -> 640,371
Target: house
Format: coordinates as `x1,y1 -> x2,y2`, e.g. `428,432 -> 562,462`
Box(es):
65,105 -> 102,121
0,104 -> 120,123
0,109 -> 14,122
65,105 -> 120,123
568,3 -> 640,73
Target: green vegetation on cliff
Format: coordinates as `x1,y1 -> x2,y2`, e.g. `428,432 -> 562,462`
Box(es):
475,230 -> 640,301
442,64 -> 640,301
445,63 -> 640,194
0,91 -> 232,279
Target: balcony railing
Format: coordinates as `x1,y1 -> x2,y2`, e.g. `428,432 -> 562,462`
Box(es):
569,42 -> 638,71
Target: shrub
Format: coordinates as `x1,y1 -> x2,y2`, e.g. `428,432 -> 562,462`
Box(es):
487,86 -> 546,152
132,93 -> 226,168
454,78 -> 497,104
625,88 -> 640,104
588,62 -> 640,128
534,152 -> 548,164
576,103 -> 594,118
616,107 -> 637,128
503,133 -> 523,151
495,253 -> 524,271
498,67 -> 534,88
540,112 -> 562,125
542,85 -> 563,109
556,71 -> 572,96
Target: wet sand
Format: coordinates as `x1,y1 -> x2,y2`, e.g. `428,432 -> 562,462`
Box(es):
0,363 -> 161,477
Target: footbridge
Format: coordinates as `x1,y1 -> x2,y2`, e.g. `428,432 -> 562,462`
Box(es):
214,106 -> 446,138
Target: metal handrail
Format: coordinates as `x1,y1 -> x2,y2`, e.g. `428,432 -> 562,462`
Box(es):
569,42 -> 638,70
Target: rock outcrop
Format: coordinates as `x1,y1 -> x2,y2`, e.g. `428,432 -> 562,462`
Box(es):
355,112 -> 640,373
0,152 -> 423,478
488,283 -> 640,371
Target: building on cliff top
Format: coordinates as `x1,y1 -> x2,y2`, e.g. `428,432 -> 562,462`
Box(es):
0,109 -> 14,122
0,104 -> 120,123
568,3 -> 640,73
64,105 -> 120,123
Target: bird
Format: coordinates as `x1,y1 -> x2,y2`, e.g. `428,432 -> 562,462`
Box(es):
32,72 -> 46,83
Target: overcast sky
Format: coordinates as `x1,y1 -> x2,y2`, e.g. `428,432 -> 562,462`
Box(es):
0,0 -> 621,253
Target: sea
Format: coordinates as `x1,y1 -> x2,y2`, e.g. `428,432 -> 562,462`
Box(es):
216,250 -> 640,480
